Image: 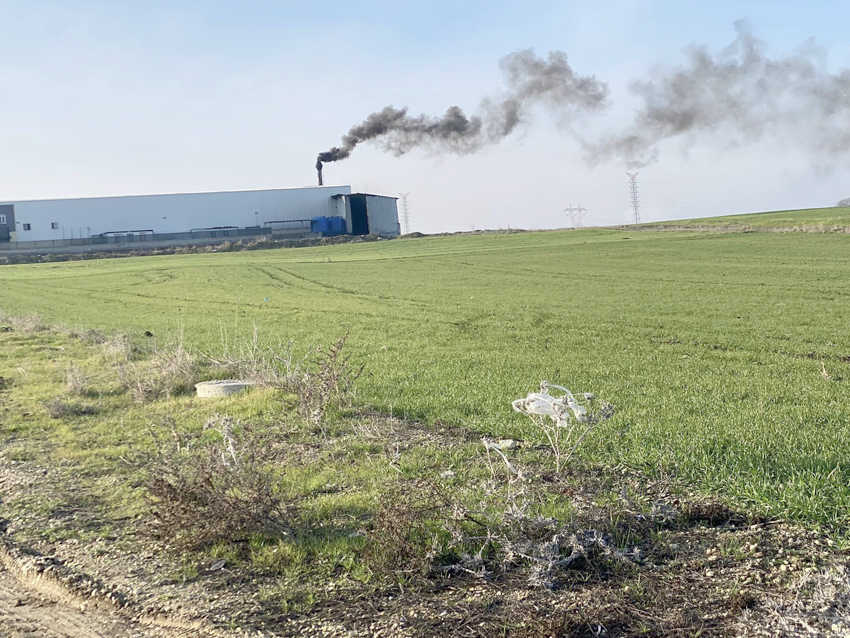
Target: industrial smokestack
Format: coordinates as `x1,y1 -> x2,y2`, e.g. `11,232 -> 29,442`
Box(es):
316,160 -> 323,186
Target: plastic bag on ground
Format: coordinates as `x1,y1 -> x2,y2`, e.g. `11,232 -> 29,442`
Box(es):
512,382 -> 588,425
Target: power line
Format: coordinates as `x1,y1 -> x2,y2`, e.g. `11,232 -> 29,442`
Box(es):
627,173 -> 641,224
398,192 -> 411,234
564,203 -> 587,228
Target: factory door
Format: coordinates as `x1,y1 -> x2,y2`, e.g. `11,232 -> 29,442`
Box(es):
0,205 -> 13,242
349,195 -> 369,235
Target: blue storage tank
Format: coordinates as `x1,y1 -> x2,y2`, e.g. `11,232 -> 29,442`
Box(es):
311,216 -> 329,233
311,216 -> 346,235
327,217 -> 346,234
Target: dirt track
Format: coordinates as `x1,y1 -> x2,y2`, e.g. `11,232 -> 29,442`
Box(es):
0,459 -> 154,638
0,463 -> 203,638
0,562 -> 163,638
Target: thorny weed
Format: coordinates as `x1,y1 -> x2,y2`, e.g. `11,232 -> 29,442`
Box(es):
367,385 -> 620,589
146,415 -> 293,547
739,564 -> 850,637
298,333 -> 363,433
362,383 -> 628,588
368,474 -> 632,590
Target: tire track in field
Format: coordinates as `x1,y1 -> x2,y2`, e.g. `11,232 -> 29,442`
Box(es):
9,266 -> 436,327
273,266 -> 361,296
252,266 -> 294,288
270,266 -> 434,311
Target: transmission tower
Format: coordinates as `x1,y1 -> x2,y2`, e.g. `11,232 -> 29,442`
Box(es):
564,203 -> 587,228
398,192 -> 411,234
627,173 -> 641,224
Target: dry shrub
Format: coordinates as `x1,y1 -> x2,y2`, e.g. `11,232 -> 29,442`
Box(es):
146,416 -> 293,546
44,397 -> 69,419
363,480 -> 452,583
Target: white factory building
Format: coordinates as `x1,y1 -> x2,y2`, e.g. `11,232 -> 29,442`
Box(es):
0,185 -> 400,247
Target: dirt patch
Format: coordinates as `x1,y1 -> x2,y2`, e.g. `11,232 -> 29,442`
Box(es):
277,528 -> 840,638
0,542 -> 209,638
3,449 -> 846,637
0,564 -> 131,638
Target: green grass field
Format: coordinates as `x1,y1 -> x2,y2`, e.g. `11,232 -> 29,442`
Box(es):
2,226 -> 849,528
639,205 -> 850,231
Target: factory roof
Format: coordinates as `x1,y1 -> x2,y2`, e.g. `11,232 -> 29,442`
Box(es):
1,184 -> 349,206
331,193 -> 399,200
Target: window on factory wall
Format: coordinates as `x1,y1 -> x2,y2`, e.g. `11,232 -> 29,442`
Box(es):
51,222 -> 58,229
23,224 -> 31,231
0,214 -> 5,224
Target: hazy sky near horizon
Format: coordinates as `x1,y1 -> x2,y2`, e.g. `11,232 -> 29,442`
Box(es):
2,1 -> 849,232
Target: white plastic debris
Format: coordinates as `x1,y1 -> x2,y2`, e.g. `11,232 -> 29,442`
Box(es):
512,383 -> 611,472
482,438 -> 518,474
512,382 -> 588,426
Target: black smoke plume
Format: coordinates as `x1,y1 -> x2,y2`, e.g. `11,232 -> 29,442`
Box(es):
316,50 -> 609,170
588,21 -> 850,168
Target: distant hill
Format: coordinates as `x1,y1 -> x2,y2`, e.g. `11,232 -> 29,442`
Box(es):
629,206 -> 850,232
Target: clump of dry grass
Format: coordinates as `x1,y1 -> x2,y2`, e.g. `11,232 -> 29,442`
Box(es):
0,310 -> 49,333
43,397 -> 97,419
118,342 -> 199,403
65,362 -> 90,396
77,328 -> 109,345
0,309 -> 197,404
205,326 -> 299,388
100,333 -> 138,363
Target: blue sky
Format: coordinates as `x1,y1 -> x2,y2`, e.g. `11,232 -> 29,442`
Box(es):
2,1 -> 849,232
